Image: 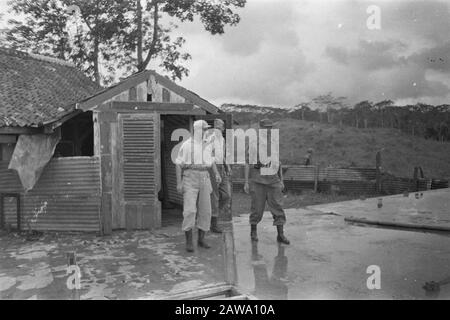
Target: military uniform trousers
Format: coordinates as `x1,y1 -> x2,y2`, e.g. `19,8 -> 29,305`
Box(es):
210,165 -> 232,220
249,181 -> 286,226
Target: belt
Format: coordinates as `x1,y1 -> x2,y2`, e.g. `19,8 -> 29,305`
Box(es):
254,162 -> 271,169
184,167 -> 209,172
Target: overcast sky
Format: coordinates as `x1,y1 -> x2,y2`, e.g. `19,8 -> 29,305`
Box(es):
1,0 -> 450,107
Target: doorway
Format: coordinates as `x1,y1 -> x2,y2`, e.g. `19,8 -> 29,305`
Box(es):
160,114 -> 191,227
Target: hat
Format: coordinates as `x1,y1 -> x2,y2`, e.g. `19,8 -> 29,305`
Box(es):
193,120 -> 211,130
259,119 -> 273,128
214,119 -> 225,129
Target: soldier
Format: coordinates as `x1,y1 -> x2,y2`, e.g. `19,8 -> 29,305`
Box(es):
207,119 -> 232,233
176,120 -> 222,252
244,119 -> 290,245
305,148 -> 314,166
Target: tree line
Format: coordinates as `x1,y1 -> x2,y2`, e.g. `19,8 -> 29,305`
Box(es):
291,96 -> 450,142
224,93 -> 450,142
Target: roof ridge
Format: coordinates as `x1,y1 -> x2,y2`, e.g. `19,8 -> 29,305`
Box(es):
0,47 -> 75,67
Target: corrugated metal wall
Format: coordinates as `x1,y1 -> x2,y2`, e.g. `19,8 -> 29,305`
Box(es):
231,164 -> 447,195
381,177 -> 433,194
0,157 -> 101,232
232,165 -> 377,182
232,165 -> 379,195
321,167 -> 377,181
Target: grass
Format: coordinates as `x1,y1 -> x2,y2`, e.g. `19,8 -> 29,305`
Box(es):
237,118 -> 450,179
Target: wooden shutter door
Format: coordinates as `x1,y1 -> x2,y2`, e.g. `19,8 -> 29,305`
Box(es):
119,113 -> 161,230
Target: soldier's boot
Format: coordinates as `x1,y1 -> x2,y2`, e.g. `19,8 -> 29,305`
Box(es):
198,230 -> 211,249
250,224 -> 258,242
210,217 -> 222,234
276,225 -> 290,245
185,230 -> 194,252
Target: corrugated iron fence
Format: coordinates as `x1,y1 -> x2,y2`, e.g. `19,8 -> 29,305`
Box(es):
0,157 -> 101,232
231,165 -> 448,195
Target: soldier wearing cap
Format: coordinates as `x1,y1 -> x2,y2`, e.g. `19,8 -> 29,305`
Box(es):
176,120 -> 222,252
244,119 -> 290,245
207,119 -> 232,233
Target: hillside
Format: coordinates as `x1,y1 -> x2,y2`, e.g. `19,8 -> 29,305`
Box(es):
234,117 -> 450,179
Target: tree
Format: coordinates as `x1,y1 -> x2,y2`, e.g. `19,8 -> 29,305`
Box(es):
5,0 -> 246,85
6,0 -> 131,84
353,101 -> 373,128
291,102 -> 310,120
311,93 -> 347,124
373,99 -> 393,128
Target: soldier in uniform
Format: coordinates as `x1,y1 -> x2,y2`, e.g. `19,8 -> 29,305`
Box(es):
244,119 -> 290,245
176,120 -> 222,252
305,148 -> 314,166
207,119 -> 232,233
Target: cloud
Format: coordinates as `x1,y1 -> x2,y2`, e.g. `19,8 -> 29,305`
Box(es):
381,0 -> 450,45
325,40 -> 408,70
324,37 -> 450,103
409,42 -> 450,73
217,0 -> 300,57
186,41 -> 315,106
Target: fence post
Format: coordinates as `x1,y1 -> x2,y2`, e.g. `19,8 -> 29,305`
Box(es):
314,165 -> 319,193
376,151 -> 382,193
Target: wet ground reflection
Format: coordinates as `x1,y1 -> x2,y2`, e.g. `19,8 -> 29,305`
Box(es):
251,242 -> 288,300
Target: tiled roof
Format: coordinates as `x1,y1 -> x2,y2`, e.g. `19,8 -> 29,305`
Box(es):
0,48 -> 101,128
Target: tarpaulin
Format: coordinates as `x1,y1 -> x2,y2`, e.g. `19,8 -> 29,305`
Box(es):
8,132 -> 61,192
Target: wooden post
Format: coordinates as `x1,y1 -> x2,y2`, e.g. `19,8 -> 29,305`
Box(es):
314,165 -> 319,193
376,151 -> 382,193
223,113 -> 238,286
223,229 -> 238,286
0,194 -> 4,230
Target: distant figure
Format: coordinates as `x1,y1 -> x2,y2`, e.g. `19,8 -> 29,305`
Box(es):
304,148 -> 313,166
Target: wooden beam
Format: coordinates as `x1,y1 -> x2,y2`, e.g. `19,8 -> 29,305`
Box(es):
99,101 -> 200,113
161,284 -> 233,300
96,102 -> 207,115
0,127 -> 43,135
0,135 -> 17,143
